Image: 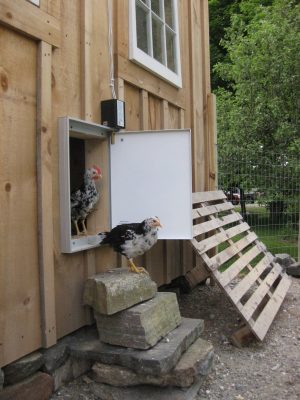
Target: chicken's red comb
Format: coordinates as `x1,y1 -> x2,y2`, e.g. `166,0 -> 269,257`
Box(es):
93,165 -> 101,175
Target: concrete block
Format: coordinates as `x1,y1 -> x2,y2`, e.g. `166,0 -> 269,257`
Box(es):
69,318 -> 204,376
83,268 -> 157,315
95,292 -> 181,349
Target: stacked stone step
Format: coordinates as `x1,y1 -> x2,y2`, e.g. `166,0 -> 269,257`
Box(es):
81,268 -> 214,400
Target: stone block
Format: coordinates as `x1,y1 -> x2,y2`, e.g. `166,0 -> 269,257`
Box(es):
286,262 -> 300,277
95,292 -> 181,349
0,372 -> 53,400
83,268 -> 157,315
90,377 -> 205,400
3,351 -> 44,385
90,337 -> 214,388
69,317 -> 204,376
51,357 -> 92,391
42,325 -> 98,375
0,369 -> 4,390
275,253 -> 296,268
42,339 -> 71,374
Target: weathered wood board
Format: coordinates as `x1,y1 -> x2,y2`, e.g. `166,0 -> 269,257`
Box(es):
190,191 -> 291,341
0,26 -> 42,366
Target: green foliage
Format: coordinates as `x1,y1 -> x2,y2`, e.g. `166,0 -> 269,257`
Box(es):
214,0 -> 300,201
208,0 -> 274,90
208,0 -> 241,89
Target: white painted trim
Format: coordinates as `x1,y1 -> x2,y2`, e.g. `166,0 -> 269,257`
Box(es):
129,0 -> 182,88
27,0 -> 40,6
58,116 -> 112,253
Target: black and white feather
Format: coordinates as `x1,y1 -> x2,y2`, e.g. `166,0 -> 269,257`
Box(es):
98,217 -> 162,273
70,166 -> 102,235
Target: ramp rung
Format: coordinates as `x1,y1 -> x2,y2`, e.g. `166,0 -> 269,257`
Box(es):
193,212 -> 242,237
250,273 -> 291,340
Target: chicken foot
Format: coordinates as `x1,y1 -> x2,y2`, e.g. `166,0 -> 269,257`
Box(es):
128,259 -> 148,274
72,219 -> 88,236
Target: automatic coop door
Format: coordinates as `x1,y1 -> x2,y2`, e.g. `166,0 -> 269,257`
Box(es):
109,129 -> 193,240
58,117 -> 192,253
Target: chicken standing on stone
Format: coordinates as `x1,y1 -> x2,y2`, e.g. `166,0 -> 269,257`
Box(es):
70,166 -> 102,236
97,217 -> 162,274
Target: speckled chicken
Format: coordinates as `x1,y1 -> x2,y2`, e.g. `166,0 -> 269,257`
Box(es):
97,217 -> 162,273
71,166 -> 102,236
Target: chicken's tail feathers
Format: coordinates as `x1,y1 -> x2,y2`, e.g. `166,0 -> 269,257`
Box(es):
97,232 -> 108,245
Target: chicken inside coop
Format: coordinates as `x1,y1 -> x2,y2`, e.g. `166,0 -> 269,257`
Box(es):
70,165 -> 102,236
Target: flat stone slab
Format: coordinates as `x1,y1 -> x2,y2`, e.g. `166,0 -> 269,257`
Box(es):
95,292 -> 181,349
90,337 -> 214,388
3,351 -> 44,385
83,268 -> 157,315
90,377 -> 205,400
69,317 -> 204,376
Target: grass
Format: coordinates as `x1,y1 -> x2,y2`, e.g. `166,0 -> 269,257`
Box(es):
244,205 -> 298,260
217,204 -> 298,272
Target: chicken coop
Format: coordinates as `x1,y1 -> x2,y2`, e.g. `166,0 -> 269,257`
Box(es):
0,0 -> 216,368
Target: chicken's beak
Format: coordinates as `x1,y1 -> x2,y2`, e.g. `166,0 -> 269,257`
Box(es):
94,172 -> 102,180
154,220 -> 163,228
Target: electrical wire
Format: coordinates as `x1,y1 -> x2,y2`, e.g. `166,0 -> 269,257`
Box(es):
107,0 -> 117,99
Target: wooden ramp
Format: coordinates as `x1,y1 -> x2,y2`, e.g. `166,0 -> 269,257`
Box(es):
191,190 -> 292,341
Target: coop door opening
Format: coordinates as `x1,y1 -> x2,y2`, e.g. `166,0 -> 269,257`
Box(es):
69,138 -> 85,235
58,116 -> 112,253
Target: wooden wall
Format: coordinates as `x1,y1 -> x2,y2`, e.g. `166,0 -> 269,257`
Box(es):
0,0 -> 215,367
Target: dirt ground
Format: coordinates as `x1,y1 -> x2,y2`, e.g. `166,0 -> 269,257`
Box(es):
51,276 -> 300,400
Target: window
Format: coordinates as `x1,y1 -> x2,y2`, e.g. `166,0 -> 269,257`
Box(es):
129,0 -> 182,88
27,0 -> 40,6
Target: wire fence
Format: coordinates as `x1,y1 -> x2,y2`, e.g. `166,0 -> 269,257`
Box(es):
218,153 -> 300,261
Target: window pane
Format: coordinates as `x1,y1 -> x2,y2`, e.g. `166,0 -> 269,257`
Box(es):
151,0 -> 161,17
164,0 -> 174,28
152,17 -> 163,63
166,29 -> 176,72
136,4 -> 149,54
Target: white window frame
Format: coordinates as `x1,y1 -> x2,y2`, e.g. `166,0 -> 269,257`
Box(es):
129,0 -> 182,88
27,0 -> 40,6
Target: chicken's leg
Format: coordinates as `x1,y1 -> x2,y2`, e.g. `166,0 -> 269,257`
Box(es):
73,220 -> 81,236
80,219 -> 88,235
128,259 -> 148,274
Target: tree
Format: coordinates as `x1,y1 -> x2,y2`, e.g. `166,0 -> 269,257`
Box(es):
214,0 -> 300,204
208,0 -> 274,90
208,0 -> 241,90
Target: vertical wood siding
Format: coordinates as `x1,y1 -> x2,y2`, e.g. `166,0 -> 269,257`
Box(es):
0,26 -> 42,366
0,0 -> 215,366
